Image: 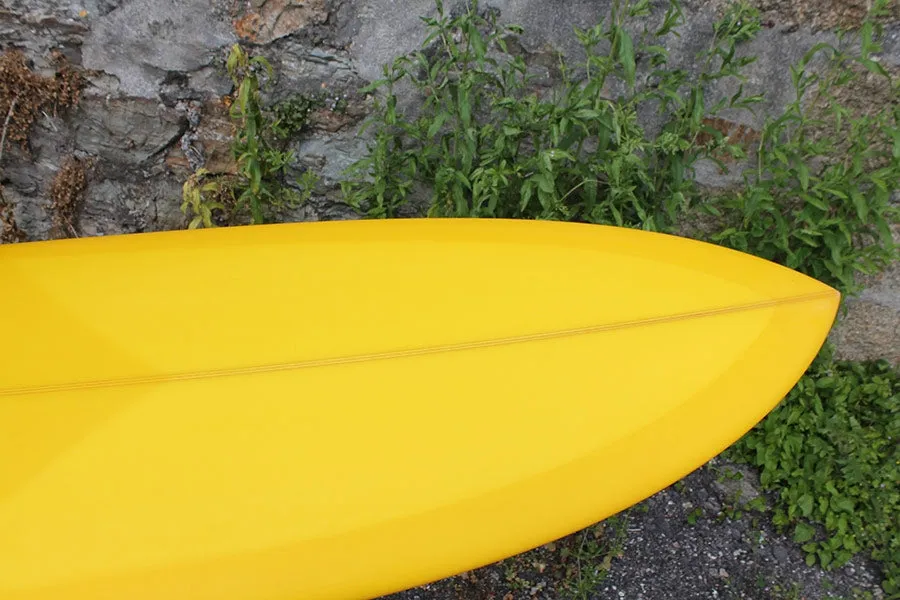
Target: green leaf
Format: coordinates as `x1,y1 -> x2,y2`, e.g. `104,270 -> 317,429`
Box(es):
797,163 -> 809,192
458,85 -> 471,127
856,57 -> 888,78
850,190 -> 868,223
427,112 -> 449,138
802,194 -> 829,211
798,493 -> 814,517
644,45 -> 668,60
818,186 -> 847,200
629,0 -> 651,17
520,182 -> 534,212
729,83 -> 744,108
617,29 -> 636,88
800,42 -> 835,69
468,22 -> 486,61
535,173 -> 555,194
690,88 -> 704,128
250,55 -> 273,77
541,152 -> 553,173
860,21 -> 874,56
834,498 -> 854,513
794,522 -> 816,543
574,108 -> 601,120
238,81 -> 252,113
872,212 -> 894,246
655,1 -> 682,36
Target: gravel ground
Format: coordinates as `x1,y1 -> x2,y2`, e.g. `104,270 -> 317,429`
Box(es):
382,459 -> 886,600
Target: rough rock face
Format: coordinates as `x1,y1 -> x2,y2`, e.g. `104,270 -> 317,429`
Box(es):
233,0 -> 329,44
832,261 -> 900,365
0,0 -> 897,361
81,0 -> 237,98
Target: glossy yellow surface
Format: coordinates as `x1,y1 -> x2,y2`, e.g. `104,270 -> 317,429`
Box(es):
0,219 -> 838,600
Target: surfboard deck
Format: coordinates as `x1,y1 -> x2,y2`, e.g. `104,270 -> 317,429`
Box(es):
0,218 -> 838,600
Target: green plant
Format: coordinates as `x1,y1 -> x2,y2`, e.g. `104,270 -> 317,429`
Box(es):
270,94 -> 322,140
713,465 -> 744,483
341,0 -> 760,225
709,0 -> 899,292
687,506 -> 704,525
559,516 -> 629,600
226,44 -> 308,223
729,346 -> 899,594
182,45 -> 318,228
771,583 -> 802,600
181,168 -> 229,229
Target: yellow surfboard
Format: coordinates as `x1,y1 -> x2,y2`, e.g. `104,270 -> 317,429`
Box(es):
0,218 -> 838,600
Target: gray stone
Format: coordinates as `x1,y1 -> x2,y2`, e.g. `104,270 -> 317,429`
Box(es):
2,0 -> 122,18
878,23 -> 900,68
830,227 -> 900,365
187,66 -> 233,100
81,0 -> 236,98
0,1 -> 90,59
712,466 -> 762,505
231,0 -> 329,45
1,185 -> 51,241
281,193 -> 360,223
73,97 -> 185,165
266,40 -> 364,101
2,113 -> 75,195
292,132 -> 371,186
80,176 -> 183,235
772,545 -> 790,564
831,296 -> 900,366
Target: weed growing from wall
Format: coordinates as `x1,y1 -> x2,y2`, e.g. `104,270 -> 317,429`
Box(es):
181,44 -> 318,228
709,0 -> 900,293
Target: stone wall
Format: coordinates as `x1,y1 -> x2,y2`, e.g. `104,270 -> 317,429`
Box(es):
0,0 -> 896,362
